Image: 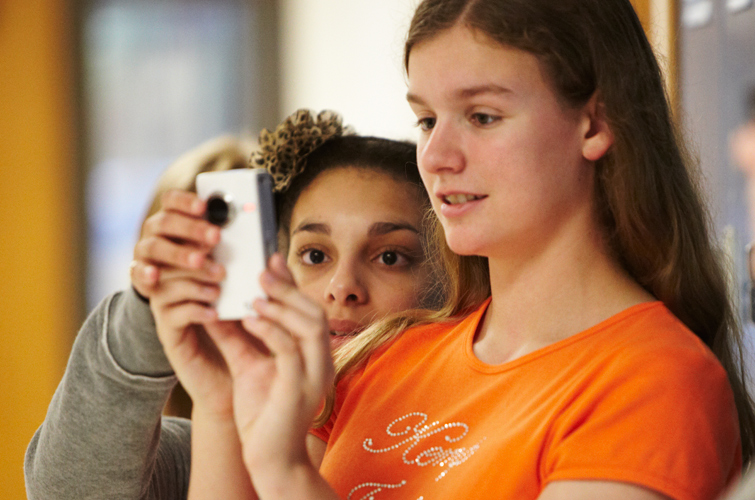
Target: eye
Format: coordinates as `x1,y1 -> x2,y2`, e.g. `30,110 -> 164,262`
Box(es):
300,248 -> 329,265
470,113 -> 501,126
415,117 -> 436,132
381,251 -> 398,265
374,250 -> 411,267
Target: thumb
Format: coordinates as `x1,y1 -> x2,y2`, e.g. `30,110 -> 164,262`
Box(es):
204,321 -> 270,378
268,253 -> 296,285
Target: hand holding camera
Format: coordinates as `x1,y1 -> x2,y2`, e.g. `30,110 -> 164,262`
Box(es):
196,169 -> 278,320
130,170 -> 276,419
132,189 -> 224,300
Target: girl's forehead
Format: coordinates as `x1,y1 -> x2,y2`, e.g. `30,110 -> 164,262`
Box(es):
406,27 -> 544,101
290,167 -> 425,228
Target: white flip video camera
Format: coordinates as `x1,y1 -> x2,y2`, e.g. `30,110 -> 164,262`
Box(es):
195,169 -> 278,320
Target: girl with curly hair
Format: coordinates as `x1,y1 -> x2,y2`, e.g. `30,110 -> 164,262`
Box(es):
25,110 -> 434,500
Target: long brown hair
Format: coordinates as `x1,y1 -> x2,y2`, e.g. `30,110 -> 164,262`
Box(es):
320,0 -> 755,466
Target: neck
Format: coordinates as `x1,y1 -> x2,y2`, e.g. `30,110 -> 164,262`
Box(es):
473,212 -> 652,365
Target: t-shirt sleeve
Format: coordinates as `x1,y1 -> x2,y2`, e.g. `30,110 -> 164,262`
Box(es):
543,345 -> 741,500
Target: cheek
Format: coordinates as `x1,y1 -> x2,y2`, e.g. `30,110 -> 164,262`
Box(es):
481,133 -> 571,202
291,274 -> 328,307
416,170 -> 442,215
369,275 -> 423,313
416,143 -> 434,186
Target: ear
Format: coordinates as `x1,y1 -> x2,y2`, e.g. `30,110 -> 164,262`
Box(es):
580,93 -> 614,162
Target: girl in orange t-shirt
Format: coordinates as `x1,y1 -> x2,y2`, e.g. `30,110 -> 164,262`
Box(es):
155,1 -> 755,499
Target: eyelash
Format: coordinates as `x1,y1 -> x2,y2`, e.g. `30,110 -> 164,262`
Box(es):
414,117 -> 436,131
297,247 -> 330,266
414,113 -> 502,132
470,112 -> 501,126
295,246 -> 416,268
372,247 -> 415,268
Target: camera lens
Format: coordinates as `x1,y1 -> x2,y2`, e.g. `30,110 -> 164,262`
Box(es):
206,194 -> 232,226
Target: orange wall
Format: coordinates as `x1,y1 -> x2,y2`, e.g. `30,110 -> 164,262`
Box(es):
632,0 -> 679,112
0,0 -> 81,498
631,0 -> 652,30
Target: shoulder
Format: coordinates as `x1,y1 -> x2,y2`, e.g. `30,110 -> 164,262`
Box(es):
591,302 -> 729,386
569,302 -> 735,425
551,301 -> 740,454
545,304 -> 742,499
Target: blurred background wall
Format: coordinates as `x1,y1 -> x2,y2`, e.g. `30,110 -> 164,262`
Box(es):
680,0 -> 755,316
1,0 -> 752,498
0,1 -> 81,498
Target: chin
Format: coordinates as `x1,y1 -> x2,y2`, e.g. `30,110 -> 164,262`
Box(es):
445,235 -> 487,257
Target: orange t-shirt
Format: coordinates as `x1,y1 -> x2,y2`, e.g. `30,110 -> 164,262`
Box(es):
312,299 -> 741,500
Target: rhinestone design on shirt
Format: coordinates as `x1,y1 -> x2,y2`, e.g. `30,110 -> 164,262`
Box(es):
347,480 -> 407,500
362,412 -> 486,482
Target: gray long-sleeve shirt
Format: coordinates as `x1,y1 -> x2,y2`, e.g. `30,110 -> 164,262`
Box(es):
25,289 -> 191,499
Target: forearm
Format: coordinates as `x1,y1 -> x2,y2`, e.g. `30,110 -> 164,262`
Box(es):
249,461 -> 340,500
188,409 -> 257,500
108,287 -> 173,376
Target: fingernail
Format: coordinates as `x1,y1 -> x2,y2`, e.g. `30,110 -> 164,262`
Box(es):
191,199 -> 204,214
243,315 -> 260,325
261,271 -> 274,284
253,298 -> 269,312
208,262 -> 223,276
143,265 -> 158,283
206,226 -> 220,244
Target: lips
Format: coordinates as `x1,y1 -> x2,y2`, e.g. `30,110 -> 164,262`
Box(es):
328,319 -> 363,350
442,193 -> 486,205
328,319 -> 363,337
436,191 -> 487,218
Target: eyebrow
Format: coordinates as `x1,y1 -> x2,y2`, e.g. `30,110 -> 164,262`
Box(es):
291,222 -> 330,236
291,221 -> 419,237
406,84 -> 512,105
369,222 -> 419,237
457,84 -> 512,99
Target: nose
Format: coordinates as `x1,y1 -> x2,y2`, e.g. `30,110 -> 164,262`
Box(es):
418,119 -> 465,175
324,258 -> 369,306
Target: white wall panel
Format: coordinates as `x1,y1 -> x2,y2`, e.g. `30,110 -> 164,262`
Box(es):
279,0 -> 421,141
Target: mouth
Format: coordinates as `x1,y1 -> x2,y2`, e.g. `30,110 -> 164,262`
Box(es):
441,193 -> 487,205
328,319 -> 363,338
329,331 -> 360,340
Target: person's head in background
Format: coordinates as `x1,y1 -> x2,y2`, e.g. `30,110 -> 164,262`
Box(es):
731,87 -> 755,292
252,109 -> 434,350
141,135 -> 255,224
144,112 -> 434,348
733,88 -> 755,181
733,88 -> 755,190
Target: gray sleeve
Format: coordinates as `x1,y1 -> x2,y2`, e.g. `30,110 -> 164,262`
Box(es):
24,289 -> 192,500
